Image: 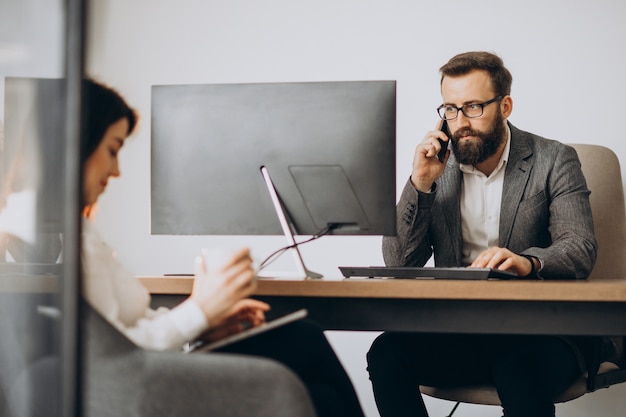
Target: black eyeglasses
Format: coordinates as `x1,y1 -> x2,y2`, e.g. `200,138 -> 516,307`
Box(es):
437,95 -> 503,120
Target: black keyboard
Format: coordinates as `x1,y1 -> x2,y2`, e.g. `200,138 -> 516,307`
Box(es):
338,266 -> 517,280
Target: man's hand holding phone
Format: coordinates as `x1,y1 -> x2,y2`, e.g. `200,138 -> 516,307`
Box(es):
410,120 -> 450,192
436,120 -> 450,163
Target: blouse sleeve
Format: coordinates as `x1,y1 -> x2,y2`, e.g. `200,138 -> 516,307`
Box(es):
122,299 -> 208,351
81,218 -> 208,351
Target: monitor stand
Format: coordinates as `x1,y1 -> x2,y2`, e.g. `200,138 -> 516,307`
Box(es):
259,166 -> 323,280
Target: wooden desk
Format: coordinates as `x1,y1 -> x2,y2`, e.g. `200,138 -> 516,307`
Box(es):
139,276 -> 626,336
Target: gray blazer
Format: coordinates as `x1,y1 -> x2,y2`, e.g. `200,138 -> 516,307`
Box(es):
383,122 -> 597,279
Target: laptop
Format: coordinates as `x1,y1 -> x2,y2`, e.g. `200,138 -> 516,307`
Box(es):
338,266 -> 518,280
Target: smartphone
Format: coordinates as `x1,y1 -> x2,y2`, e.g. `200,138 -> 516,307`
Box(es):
437,120 -> 450,163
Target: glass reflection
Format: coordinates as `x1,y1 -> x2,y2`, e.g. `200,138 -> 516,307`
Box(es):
0,1 -> 67,416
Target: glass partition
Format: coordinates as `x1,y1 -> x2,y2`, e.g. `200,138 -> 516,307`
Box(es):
0,1 -> 82,416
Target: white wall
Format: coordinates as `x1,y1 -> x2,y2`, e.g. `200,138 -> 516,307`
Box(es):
86,1 -> 626,416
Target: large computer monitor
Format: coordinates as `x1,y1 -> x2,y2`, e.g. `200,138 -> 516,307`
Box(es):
150,80 -> 396,277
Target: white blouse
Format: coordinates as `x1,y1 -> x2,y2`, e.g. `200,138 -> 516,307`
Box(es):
0,190 -> 37,246
81,218 -> 208,351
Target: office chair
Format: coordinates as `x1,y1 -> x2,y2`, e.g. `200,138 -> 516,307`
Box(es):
6,302 -> 318,417
80,302 -> 318,417
420,144 -> 626,416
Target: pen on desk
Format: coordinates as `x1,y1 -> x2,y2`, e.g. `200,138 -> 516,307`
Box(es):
164,273 -> 194,276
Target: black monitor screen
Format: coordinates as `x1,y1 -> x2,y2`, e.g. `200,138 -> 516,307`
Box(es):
151,80 -> 396,236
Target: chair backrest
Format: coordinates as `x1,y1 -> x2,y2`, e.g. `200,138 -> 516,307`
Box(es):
81,302 -> 145,417
570,144 -> 626,280
574,144 -> 626,387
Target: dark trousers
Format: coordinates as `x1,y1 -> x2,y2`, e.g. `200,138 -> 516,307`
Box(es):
218,319 -> 365,417
367,332 -> 582,417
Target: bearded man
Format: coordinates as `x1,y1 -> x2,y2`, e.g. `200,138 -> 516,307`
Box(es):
366,51 -> 599,417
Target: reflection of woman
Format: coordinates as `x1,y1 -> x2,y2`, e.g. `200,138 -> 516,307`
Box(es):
0,84 -> 64,417
0,81 -> 64,265
81,79 -> 364,417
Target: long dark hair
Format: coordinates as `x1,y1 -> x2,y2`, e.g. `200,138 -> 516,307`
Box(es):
80,79 -> 138,165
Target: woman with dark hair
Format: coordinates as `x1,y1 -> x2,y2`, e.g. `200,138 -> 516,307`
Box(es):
80,79 -> 138,166
80,78 -> 364,417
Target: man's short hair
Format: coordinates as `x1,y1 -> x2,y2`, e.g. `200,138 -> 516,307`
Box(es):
440,51 -> 513,96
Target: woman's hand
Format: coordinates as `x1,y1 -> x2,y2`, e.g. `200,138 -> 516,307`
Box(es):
190,247 -> 258,325
197,298 -> 270,343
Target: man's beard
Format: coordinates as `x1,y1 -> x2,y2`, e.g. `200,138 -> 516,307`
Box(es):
450,110 -> 506,165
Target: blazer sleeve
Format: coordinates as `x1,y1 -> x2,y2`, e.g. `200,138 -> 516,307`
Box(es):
382,177 -> 436,267
520,143 -> 597,279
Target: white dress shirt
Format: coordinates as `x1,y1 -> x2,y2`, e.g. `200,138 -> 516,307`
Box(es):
81,218 -> 208,351
459,129 -> 511,265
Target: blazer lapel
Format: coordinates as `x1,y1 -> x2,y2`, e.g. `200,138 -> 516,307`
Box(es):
499,124 -> 533,247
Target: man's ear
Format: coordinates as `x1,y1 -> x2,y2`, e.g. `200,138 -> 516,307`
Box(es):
501,95 -> 513,119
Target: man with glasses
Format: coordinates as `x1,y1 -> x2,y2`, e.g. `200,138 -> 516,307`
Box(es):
366,51 -> 598,417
